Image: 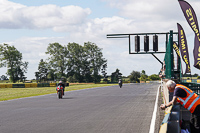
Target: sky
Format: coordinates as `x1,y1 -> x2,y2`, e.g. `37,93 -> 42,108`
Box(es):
0,0 -> 200,80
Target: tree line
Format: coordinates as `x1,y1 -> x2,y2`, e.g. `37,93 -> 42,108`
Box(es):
0,42 -> 161,83
111,69 -> 160,83
0,42 -> 107,83
35,42 -> 107,83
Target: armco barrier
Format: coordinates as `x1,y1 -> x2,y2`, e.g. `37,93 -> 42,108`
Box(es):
56,83 -> 69,87
37,83 -> 50,87
25,83 -> 31,88
159,106 -> 172,133
159,105 -> 181,133
159,80 -> 196,133
0,84 -> 5,88
159,80 -> 180,133
12,84 -> 25,88
24,83 -> 38,88
30,83 -> 37,87
50,83 -> 56,87
0,83 -> 69,88
5,84 -> 12,88
0,84 -> 12,88
167,105 -> 181,133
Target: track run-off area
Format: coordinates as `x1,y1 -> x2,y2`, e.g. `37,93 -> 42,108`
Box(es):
0,83 -> 159,133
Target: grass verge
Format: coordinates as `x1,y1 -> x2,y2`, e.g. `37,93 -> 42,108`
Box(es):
0,84 -> 116,101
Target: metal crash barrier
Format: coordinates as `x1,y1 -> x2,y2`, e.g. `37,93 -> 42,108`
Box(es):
159,81 -> 198,133
159,105 -> 181,133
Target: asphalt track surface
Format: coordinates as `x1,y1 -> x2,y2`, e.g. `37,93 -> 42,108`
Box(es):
0,83 -> 159,133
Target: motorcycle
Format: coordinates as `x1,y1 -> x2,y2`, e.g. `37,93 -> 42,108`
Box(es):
119,82 -> 122,88
56,85 -> 64,99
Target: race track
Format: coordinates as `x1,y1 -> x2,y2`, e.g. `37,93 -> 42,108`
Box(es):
0,83 -> 159,133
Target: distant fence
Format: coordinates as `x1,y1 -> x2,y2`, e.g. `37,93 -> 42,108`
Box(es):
0,83 -> 69,88
181,82 -> 200,95
182,79 -> 200,83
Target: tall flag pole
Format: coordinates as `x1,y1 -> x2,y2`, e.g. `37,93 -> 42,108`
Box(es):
178,0 -> 200,69
177,23 -> 191,74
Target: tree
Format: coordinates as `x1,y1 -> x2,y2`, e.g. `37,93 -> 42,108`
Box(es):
67,42 -> 85,82
101,63 -> 108,81
0,44 -> 28,83
148,74 -> 160,80
46,43 -> 69,79
35,72 -> 40,83
140,70 -> 148,81
0,75 -> 8,80
84,42 -> 107,83
37,59 -> 49,82
47,69 -> 56,81
16,62 -> 28,82
43,41 -> 107,83
111,68 -> 122,82
140,74 -> 148,81
129,70 -> 140,82
141,70 -> 146,75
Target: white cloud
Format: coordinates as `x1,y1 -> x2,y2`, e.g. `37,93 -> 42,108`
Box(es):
0,0 -> 91,30
102,0 -> 200,32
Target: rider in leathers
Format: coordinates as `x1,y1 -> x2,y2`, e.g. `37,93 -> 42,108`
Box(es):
57,81 -> 65,95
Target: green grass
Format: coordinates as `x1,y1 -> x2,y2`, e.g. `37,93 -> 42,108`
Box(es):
0,84 -> 116,101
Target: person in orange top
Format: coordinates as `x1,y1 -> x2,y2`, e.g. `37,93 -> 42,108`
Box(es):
160,80 -> 200,133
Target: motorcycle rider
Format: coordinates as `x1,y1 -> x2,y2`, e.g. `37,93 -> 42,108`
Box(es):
118,79 -> 122,88
57,81 -> 65,95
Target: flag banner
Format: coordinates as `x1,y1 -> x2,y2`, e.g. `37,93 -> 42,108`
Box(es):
173,41 -> 184,75
173,41 -> 181,57
177,23 -> 191,74
179,0 -> 200,69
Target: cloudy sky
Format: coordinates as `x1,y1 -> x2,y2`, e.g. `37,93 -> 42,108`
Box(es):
0,0 -> 200,79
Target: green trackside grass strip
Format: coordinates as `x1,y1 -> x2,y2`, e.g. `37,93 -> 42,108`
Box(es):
0,84 -> 116,101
